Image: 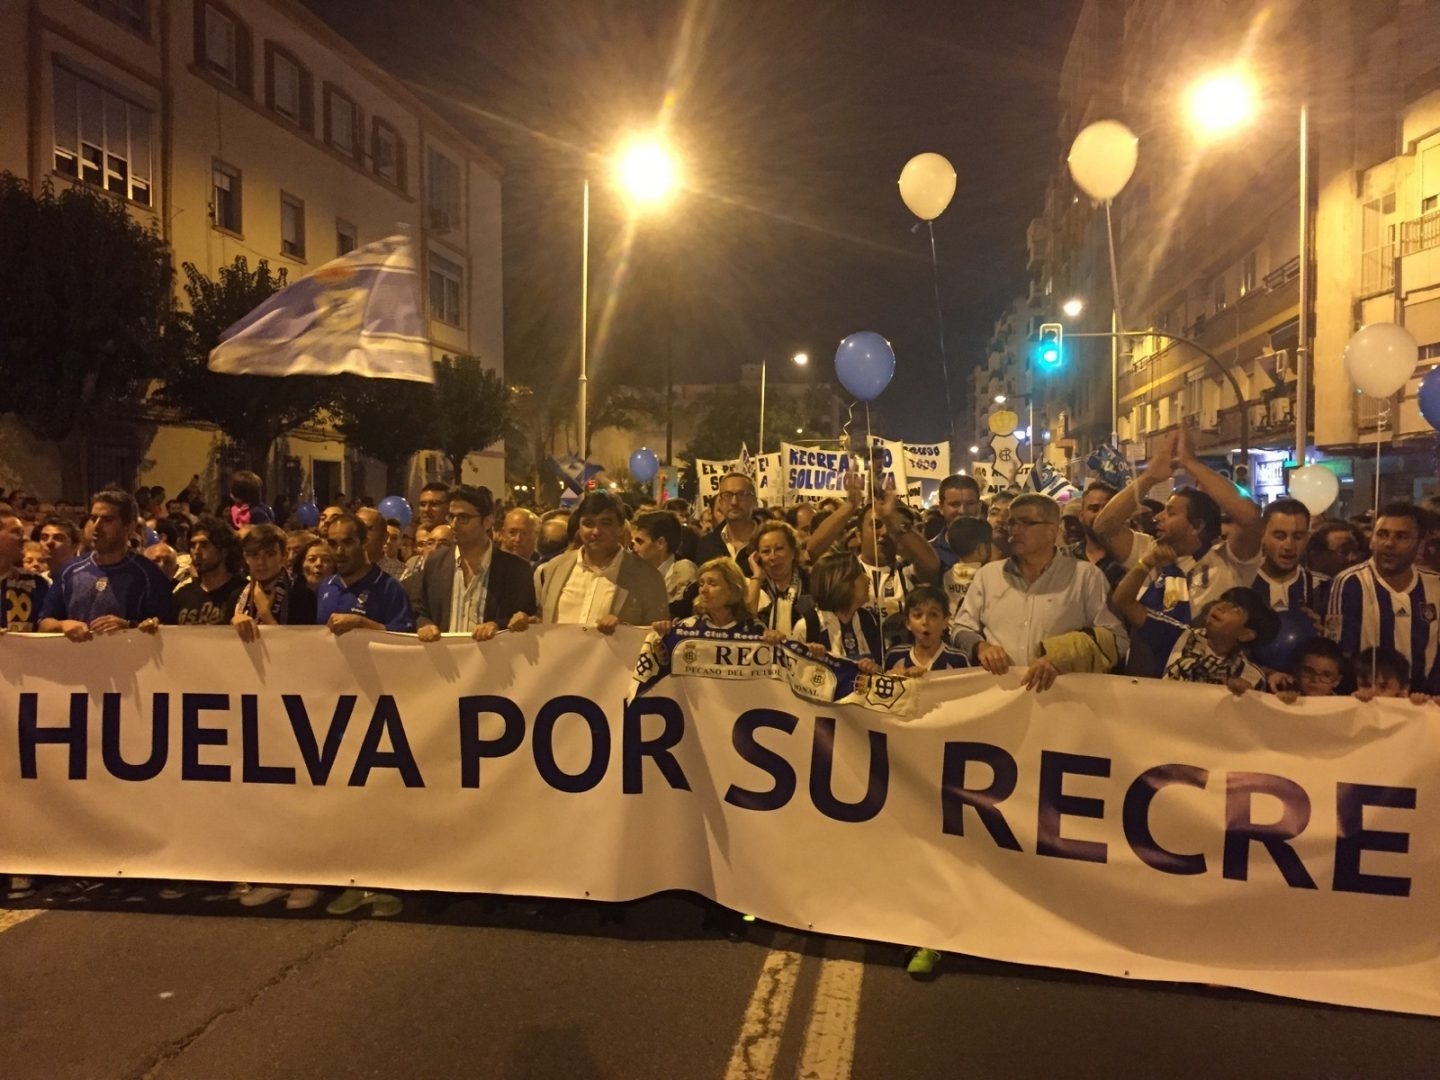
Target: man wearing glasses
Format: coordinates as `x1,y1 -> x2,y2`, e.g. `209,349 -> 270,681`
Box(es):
696,472 -> 761,571
950,492 -> 1127,691
412,486 -> 536,642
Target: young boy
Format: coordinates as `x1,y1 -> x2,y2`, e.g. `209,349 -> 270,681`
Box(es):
1290,638 -> 1347,698
1353,647 -> 1431,704
1114,549 -> 1278,691
941,517 -> 991,616
885,585 -> 970,675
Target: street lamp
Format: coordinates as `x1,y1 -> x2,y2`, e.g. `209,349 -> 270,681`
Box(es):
759,351 -> 809,455
1186,69 -> 1310,465
579,136 -> 680,460
1061,297 -> 1085,319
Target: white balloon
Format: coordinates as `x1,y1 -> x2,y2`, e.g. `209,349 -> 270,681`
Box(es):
1067,120 -> 1139,201
1288,464 -> 1340,516
1343,322 -> 1419,398
898,153 -> 957,221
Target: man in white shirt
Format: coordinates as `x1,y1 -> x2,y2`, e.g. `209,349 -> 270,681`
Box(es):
951,493 -> 1128,691
537,491 -> 668,632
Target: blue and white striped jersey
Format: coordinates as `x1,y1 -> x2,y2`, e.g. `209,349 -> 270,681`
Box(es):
1326,561 -> 1440,688
1252,567 -> 1330,616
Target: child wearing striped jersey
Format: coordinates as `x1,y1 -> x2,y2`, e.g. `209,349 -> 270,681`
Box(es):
885,585 -> 970,675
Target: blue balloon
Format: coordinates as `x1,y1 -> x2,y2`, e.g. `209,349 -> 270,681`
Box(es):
1420,368 -> 1440,431
294,501 -> 320,528
629,447 -> 660,483
1250,609 -> 1318,672
834,332 -> 896,401
377,495 -> 412,527
144,527 -> 159,547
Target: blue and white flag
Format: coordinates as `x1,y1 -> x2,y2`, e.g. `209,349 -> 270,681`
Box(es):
1028,458 -> 1081,501
208,235 -> 433,382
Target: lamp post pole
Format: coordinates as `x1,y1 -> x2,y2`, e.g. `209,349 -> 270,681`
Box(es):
758,354 -> 768,456
1295,102 -> 1311,467
579,177 -> 590,460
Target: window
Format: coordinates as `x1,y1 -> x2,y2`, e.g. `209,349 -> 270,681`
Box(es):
212,160 -> 241,233
1239,251 -> 1257,297
52,65 -> 154,206
1212,274 -> 1226,314
280,193 -> 305,258
1425,195 -> 1439,214
194,1 -> 251,92
86,0 -> 148,34
336,219 -> 357,256
426,147 -> 461,232
264,44 -> 310,130
324,84 -> 358,158
429,252 -> 463,326
373,119 -> 403,186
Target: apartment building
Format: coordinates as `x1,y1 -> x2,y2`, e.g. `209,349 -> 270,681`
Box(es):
0,0 -> 504,503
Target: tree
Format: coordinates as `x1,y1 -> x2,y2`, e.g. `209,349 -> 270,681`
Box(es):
434,355 -> 509,481
681,385 -> 812,464
331,375 -> 441,495
0,174 -> 172,443
158,258 -> 339,470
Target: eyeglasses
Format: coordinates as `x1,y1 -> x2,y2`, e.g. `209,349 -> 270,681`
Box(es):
447,512 -> 479,524
716,490 -> 754,502
1299,665 -> 1341,682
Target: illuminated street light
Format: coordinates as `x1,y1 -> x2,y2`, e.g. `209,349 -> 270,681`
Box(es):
1061,297 -> 1084,319
969,445 -> 980,454
793,352 -> 809,366
615,138 -> 679,205
1187,70 -> 1256,137
994,394 -> 1007,405
580,135 -> 681,458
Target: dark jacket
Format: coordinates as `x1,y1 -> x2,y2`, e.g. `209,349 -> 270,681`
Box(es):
411,546 -> 537,631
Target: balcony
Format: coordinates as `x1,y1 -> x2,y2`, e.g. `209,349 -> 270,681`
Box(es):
1398,210 -> 1440,296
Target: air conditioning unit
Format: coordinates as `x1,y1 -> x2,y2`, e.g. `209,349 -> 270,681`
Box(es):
1270,348 -> 1290,378
1269,397 -> 1293,425
429,207 -> 454,234
1248,403 -> 1269,428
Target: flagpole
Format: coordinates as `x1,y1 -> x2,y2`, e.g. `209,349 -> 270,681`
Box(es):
579,178 -> 590,460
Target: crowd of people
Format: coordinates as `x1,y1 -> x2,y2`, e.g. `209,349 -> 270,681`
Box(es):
0,427 -> 1432,970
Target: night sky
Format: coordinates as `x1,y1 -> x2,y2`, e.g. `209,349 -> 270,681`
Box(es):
303,0 -> 1082,446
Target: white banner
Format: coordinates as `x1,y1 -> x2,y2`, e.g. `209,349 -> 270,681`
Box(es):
866,437 -> 908,496
695,454 -> 784,505
903,441 -> 950,480
780,443 -> 866,499
3,628 -> 1439,1016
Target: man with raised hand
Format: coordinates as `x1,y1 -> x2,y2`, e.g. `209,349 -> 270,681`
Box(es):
316,513 -> 415,635
38,489 -> 175,640
950,492 -> 1126,691
1092,426 -> 1262,617
413,486 -> 536,643
537,490 -> 668,633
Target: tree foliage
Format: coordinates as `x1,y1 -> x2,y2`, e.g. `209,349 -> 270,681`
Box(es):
681,385 -> 811,463
434,355 -> 510,480
0,173 -> 173,440
159,258 -> 338,469
331,375 -> 440,494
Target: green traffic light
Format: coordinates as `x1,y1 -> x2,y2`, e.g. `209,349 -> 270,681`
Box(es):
1041,344 -> 1059,364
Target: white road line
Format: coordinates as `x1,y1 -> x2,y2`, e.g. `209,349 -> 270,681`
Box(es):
795,957 -> 865,1080
0,909 -> 43,935
724,947 -> 804,1080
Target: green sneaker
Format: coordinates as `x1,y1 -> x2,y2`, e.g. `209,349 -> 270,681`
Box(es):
367,892 -> 402,918
906,948 -> 942,977
325,888 -> 368,915
326,888 -> 402,917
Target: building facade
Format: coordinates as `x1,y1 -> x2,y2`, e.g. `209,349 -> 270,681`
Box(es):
0,0 -> 505,504
1017,0 -> 1440,512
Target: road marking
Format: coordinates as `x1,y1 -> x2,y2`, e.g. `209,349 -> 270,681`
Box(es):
724,947 -> 804,1080
795,957 -> 865,1080
0,909 -> 43,935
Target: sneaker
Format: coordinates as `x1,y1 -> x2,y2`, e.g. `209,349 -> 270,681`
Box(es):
325,888 -> 368,915
238,886 -> 288,908
906,948 -> 942,977
285,887 -> 322,910
157,883 -> 195,901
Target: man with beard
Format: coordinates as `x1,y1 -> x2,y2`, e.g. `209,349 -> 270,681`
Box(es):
38,489 -> 175,638
536,490 -> 667,632
1327,502 -> 1440,691
1251,498 -> 1329,618
174,517 -> 246,625
1306,521 -> 1365,580
1070,481 -> 1126,589
317,514 -> 415,634
695,472 -> 760,570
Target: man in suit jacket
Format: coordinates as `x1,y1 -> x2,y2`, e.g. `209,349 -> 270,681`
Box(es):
537,491 -> 668,633
414,485 -> 536,641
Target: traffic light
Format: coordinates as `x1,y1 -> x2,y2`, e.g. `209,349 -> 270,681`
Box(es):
1037,322 -> 1063,370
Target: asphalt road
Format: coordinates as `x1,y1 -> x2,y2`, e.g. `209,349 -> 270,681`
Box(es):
2,882 -> 1438,1080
